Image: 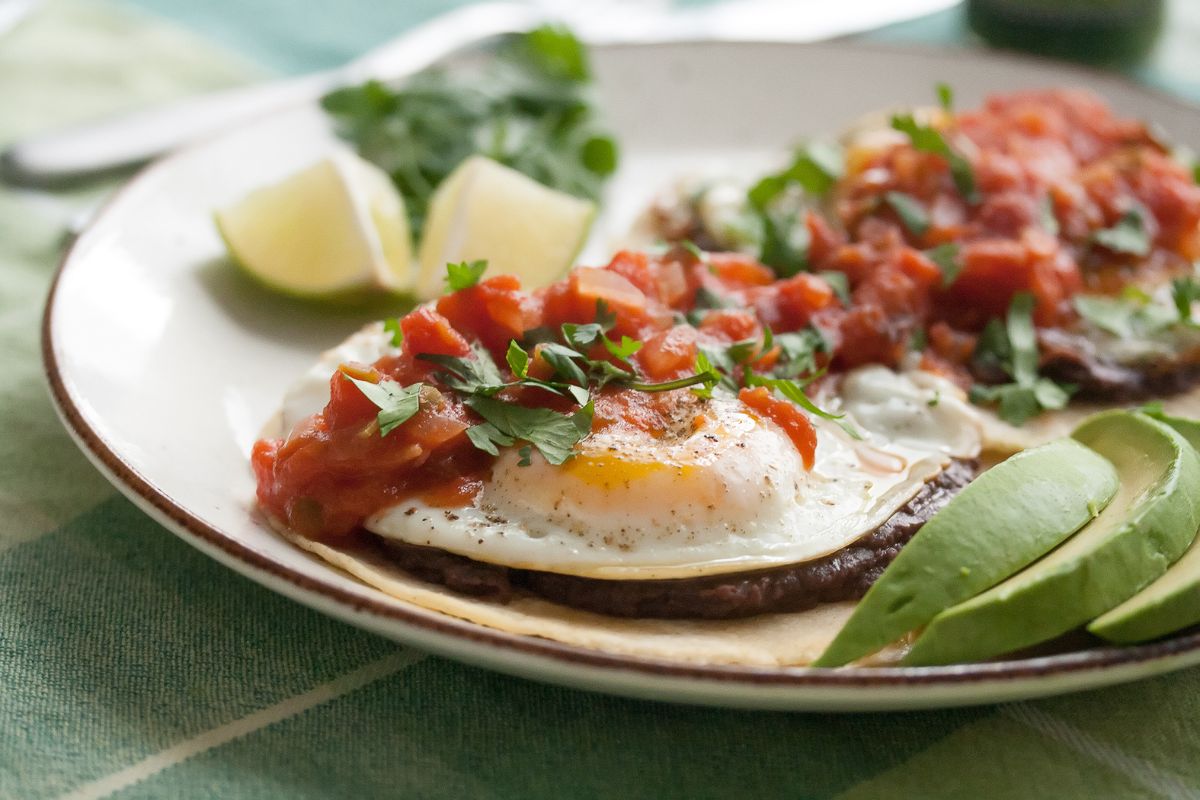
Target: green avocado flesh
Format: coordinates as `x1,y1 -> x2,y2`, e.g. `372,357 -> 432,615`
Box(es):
904,411 -> 1200,667
1089,412 -> 1200,643
813,439 -> 1119,668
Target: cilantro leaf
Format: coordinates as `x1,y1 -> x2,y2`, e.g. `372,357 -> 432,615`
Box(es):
417,343 -> 506,395
773,329 -> 826,378
537,342 -> 590,386
909,328 -> 928,352
757,208 -> 810,278
1092,208 -> 1151,257
925,243 -> 962,287
748,142 -> 844,207
884,191 -> 930,237
466,422 -> 514,456
465,395 -> 593,465
936,82 -> 954,112
1073,295 -> 1138,339
506,340 -> 529,378
1006,292 -> 1039,386
1172,275 -> 1200,322
603,335 -> 642,362
968,292 -> 1075,425
818,271 -> 851,305
970,379 -> 1071,427
517,24 -> 590,81
680,239 -> 705,261
517,445 -> 534,466
890,113 -> 978,203
561,321 -> 605,349
344,374 -> 423,436
383,318 -> 404,347
445,260 -> 488,291
1040,195 -> 1060,236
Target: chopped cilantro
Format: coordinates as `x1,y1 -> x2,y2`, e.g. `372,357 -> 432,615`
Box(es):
890,113 -> 978,203
757,208 -> 810,278
537,342 -> 590,386
1172,275 -> 1200,323
680,239 -> 705,261
1073,293 -> 1175,339
445,259 -> 488,291
1092,208 -> 1151,257
505,340 -> 529,378
417,343 -> 507,396
603,335 -> 642,362
321,26 -> 616,231
383,317 -> 404,347
517,24 -> 590,81
466,422 -> 514,456
884,191 -> 930,237
1006,292 -> 1039,385
908,328 -> 928,352
818,271 -> 851,305
748,142 -> 844,207
1040,195 -> 1060,236
936,82 -> 954,112
969,292 -> 1075,425
925,243 -> 962,287
773,328 -> 826,378
465,395 -> 593,466
343,373 -> 423,436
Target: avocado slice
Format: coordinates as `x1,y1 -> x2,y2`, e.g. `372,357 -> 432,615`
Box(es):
813,439 -> 1118,668
1088,411 -> 1200,643
904,411 -> 1200,666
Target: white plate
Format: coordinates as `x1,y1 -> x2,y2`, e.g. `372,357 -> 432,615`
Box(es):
44,41 -> 1200,711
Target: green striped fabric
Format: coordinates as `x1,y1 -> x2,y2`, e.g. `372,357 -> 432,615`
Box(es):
4,1 -> 1200,797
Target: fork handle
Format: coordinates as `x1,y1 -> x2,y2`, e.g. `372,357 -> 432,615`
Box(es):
0,72 -> 335,186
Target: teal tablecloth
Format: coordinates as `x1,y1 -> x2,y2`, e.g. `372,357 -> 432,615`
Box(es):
5,1 -> 1200,797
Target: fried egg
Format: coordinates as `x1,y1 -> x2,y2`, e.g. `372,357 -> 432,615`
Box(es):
363,362 -> 982,580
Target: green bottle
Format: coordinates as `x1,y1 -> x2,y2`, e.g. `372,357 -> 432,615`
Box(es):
967,0 -> 1165,65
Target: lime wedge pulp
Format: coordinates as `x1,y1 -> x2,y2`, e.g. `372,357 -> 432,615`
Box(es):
215,152 -> 413,297
415,155 -> 596,299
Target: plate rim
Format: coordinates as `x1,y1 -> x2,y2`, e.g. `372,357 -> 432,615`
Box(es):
40,38 -> 1200,704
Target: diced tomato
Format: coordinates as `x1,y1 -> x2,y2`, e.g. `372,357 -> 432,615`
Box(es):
324,363 -> 383,429
706,253 -> 776,287
400,307 -> 471,359
806,211 -> 845,267
573,267 -> 647,314
698,309 -> 760,343
738,386 -> 817,469
436,275 -> 541,355
638,326 -> 699,380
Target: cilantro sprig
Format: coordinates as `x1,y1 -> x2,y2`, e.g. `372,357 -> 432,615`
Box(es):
890,113 -> 979,204
342,373 -> 424,436
969,293 -> 1075,425
321,25 -> 616,231
745,142 -> 845,277
445,260 -> 488,291
1092,207 -> 1151,257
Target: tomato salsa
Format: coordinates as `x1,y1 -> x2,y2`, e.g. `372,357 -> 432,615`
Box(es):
254,88 -> 1200,541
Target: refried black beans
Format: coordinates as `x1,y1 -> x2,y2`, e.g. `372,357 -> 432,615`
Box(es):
376,458 -> 978,619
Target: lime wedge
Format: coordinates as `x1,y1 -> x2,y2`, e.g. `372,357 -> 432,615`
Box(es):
215,152 -> 413,297
415,155 -> 595,299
